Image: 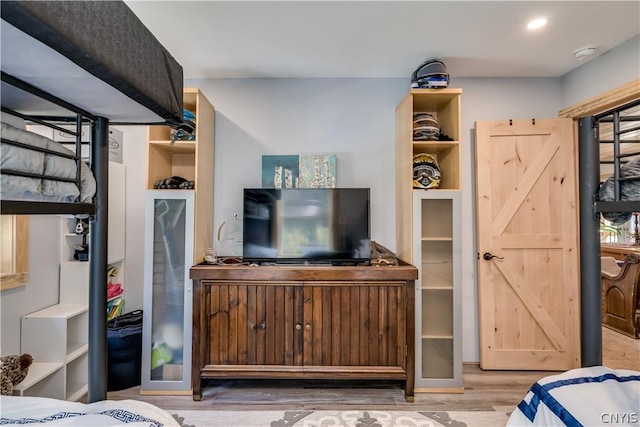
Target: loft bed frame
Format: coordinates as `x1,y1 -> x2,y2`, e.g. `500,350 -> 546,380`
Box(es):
1,1 -> 184,402
1,72 -> 99,216
578,98 -> 640,367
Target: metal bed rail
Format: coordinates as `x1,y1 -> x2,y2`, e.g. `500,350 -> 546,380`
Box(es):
579,98 -> 640,367
593,100 -> 640,219
1,71 -> 97,215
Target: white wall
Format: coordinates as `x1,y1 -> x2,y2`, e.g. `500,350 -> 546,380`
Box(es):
188,78 -> 407,253
561,34 -> 640,108
1,216 -> 61,354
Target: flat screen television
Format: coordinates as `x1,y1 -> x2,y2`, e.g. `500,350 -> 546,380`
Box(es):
242,188 -> 371,265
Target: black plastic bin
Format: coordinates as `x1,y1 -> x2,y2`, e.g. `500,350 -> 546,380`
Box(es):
107,309 -> 143,391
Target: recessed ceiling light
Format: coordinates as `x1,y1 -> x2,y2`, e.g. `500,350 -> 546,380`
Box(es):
574,45 -> 598,61
527,17 -> 548,30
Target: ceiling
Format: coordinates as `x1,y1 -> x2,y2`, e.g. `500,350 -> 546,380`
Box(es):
124,1 -> 639,80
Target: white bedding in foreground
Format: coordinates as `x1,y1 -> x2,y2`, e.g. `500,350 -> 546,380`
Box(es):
507,366 -> 640,427
0,396 -> 180,426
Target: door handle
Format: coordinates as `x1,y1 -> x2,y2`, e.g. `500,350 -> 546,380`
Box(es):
483,252 -> 504,261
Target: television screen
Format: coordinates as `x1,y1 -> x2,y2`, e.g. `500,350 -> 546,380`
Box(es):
243,188 -> 371,265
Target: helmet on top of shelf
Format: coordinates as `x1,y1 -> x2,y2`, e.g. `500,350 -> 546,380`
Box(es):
413,113 -> 440,141
411,59 -> 449,89
413,153 -> 441,189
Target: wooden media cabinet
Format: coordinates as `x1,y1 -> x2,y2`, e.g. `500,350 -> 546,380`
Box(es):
190,262 -> 418,401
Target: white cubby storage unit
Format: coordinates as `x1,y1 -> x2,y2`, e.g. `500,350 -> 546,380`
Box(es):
15,304 -> 88,401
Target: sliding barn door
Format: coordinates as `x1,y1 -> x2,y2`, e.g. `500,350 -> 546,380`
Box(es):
475,118 -> 580,370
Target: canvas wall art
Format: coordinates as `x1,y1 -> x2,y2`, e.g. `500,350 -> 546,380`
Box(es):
261,155 -> 299,189
262,154 -> 337,188
298,154 -> 336,188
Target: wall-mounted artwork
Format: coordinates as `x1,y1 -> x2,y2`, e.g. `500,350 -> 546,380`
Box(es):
262,154 -> 337,188
298,154 -> 336,188
262,155 -> 299,189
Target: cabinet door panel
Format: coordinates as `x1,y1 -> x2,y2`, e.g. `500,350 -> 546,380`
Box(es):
208,283 -> 221,364
236,285 -> 248,365
331,288 -> 341,365
303,283 -> 405,368
341,287 -> 352,366
208,284 -> 241,364
286,285 -> 304,366
255,285 -> 266,364
305,286 -> 323,364
246,285 -> 258,365
266,285 -> 295,365
207,282 -> 303,366
388,285 -> 400,367
358,287 -> 370,365
367,286 -> 380,365
348,287 -> 361,365
264,286 -> 276,364
227,285 -> 240,364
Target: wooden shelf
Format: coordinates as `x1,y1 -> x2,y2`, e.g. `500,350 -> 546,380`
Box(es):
148,141 -> 196,154
146,88 -> 214,193
412,141 -> 459,149
421,337 -> 454,379
421,237 -> 453,242
411,88 -> 462,110
398,89 -> 462,390
422,285 -> 454,291
422,334 -> 454,339
145,88 -> 214,266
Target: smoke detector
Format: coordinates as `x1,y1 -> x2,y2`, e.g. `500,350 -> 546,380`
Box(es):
573,46 -> 597,61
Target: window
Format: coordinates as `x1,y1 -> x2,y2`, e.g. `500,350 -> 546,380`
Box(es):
0,215 -> 29,290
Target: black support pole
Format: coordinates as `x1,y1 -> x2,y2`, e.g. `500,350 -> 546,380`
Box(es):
88,117 -> 109,402
578,116 -> 602,367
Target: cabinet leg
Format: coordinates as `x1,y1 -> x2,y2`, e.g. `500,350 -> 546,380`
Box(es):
192,380 -> 202,401
404,380 -> 414,403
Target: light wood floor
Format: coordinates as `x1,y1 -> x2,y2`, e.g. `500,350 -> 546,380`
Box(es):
107,326 -> 639,411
